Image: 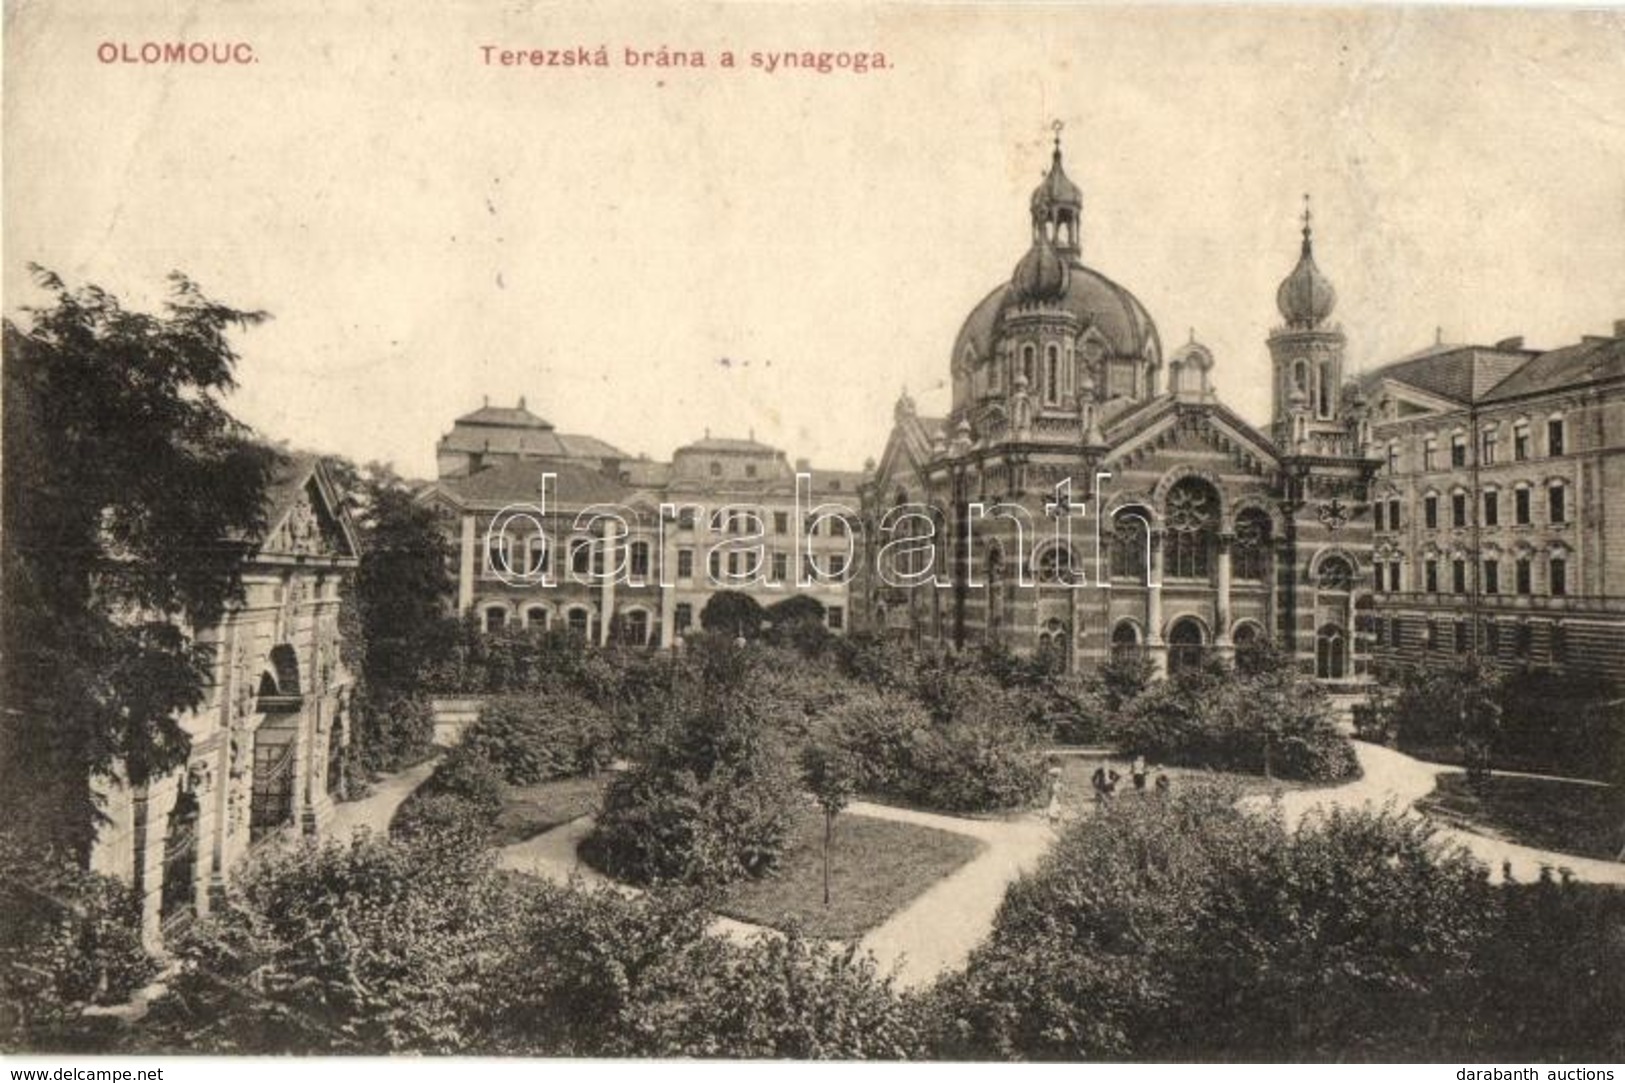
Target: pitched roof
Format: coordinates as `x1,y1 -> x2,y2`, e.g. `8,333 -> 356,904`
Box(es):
437,457 -> 631,507
453,403 -> 554,429
677,436 -> 779,455
1481,335 -> 1625,403
437,427 -> 627,461
1360,345 -> 1534,406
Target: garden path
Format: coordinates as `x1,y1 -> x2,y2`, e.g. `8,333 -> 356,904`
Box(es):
325,756 -> 441,840
1251,741 -> 1625,886
849,802 -> 1058,990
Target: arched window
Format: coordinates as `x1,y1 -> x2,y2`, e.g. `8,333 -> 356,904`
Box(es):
1035,544 -> 1076,585
1110,508 -> 1151,583
484,605 -> 508,632
526,535 -> 549,575
486,534 -> 511,576
1036,618 -> 1070,673
525,606 -> 549,630
1168,617 -> 1207,674
570,537 -> 592,577
1021,344 -> 1036,388
1232,622 -> 1268,674
629,539 -> 652,580
1044,344 -> 1060,405
623,609 -> 649,645
1164,478 -> 1218,580
985,544 -> 1006,639
1292,359 -> 1308,395
1111,620 -> 1143,664
1233,508 -> 1272,581
567,607 -> 591,638
1317,359 -> 1333,418
1316,624 -> 1347,679
1318,555 -> 1354,592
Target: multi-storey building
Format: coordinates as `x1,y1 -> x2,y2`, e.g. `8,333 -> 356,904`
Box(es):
859,135 -> 1381,683
1363,328 -> 1625,681
420,411 -> 862,645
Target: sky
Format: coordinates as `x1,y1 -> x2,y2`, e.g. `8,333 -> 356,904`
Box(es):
6,2 -> 1625,480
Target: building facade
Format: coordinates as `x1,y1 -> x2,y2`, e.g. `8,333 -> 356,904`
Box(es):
1363,328 -> 1625,681
421,410 -> 863,646
859,137 -> 1382,683
90,455 -> 359,947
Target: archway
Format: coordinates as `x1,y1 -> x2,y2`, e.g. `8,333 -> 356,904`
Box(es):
1167,617 -> 1207,674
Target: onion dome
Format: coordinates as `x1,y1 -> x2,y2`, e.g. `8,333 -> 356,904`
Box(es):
1276,195 -> 1337,329
1011,237 -> 1070,302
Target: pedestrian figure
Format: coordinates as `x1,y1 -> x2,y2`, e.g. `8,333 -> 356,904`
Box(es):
1154,772 -> 1171,797
1045,759 -> 1065,825
1131,755 -> 1148,793
1091,764 -> 1121,806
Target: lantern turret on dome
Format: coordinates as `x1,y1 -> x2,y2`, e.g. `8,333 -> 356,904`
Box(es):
1030,121 -> 1083,257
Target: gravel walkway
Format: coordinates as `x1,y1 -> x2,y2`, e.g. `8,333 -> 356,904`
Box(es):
1250,741 -> 1625,885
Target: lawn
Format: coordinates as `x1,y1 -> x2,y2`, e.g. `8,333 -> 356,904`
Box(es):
491,774 -> 611,847
1418,772 -> 1624,863
717,808 -> 985,939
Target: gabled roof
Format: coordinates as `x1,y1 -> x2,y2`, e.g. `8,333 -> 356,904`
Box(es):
250,452 -> 361,563
1481,335 -> 1625,403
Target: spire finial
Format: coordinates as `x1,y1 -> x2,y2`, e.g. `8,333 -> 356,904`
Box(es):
1300,193 -> 1314,255
1051,119 -> 1064,158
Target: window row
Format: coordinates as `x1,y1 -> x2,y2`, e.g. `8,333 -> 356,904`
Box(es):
1373,616 -> 1569,663
1375,481 -> 1569,532
1378,554 -> 1569,596
1385,416 -> 1567,475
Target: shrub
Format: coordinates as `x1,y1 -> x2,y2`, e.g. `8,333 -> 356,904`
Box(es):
820,690 -> 1047,813
933,792 -> 1498,1060
391,744 -> 505,841
0,834 -> 158,1050
1111,652 -> 1357,782
348,685 -> 434,776
141,829 -> 530,1054
583,642 -> 801,886
463,693 -> 614,785
391,790 -> 496,844
487,881 -> 927,1058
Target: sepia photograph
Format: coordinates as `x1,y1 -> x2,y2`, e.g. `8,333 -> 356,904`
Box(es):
3,0 -> 1624,1068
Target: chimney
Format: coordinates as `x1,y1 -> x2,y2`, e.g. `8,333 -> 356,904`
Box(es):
795,457 -> 811,472
519,395 -> 527,410
1615,319 -> 1625,339
1494,336 -> 1524,350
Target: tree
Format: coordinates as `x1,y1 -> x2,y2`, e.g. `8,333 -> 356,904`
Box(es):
800,738 -> 859,906
1,269 -> 276,855
699,590 -> 765,639
346,471 -> 455,694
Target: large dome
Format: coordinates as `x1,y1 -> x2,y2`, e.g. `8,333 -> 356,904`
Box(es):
951,260 -> 1162,369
